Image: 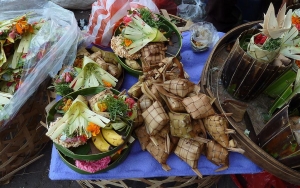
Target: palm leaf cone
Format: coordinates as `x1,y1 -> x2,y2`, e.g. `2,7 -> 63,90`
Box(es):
158,78 -> 195,98
203,114 -> 235,148
146,133 -> 174,171
140,42 -> 167,66
155,84 -> 186,112
192,119 -> 207,139
138,94 -> 153,112
169,111 -> 193,138
174,138 -> 204,178
128,80 -> 142,99
182,93 -> 215,119
142,101 -> 169,136
135,125 -> 150,151
206,140 -> 229,172
133,105 -> 144,129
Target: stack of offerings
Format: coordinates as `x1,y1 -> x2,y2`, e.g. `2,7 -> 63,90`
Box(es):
128,57 -> 243,177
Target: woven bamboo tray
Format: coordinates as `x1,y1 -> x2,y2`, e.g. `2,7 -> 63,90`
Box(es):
200,21 -> 300,185
77,175 -> 221,188
0,78 -> 51,185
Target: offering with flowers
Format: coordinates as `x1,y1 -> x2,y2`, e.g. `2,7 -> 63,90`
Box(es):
110,7 -> 182,76
51,46 -> 123,96
221,3 -> 300,101
46,87 -> 137,173
0,14 -> 43,111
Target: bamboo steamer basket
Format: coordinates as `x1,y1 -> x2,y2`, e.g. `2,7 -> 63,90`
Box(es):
200,21 -> 300,185
0,79 -> 51,184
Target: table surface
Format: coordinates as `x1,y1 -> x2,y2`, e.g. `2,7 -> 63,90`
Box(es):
49,31 -> 263,180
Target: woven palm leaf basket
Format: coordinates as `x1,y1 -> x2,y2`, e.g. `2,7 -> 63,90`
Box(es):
0,79 -> 51,184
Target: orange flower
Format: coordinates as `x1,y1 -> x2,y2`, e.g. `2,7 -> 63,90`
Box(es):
97,102 -> 107,112
102,80 -> 112,87
15,17 -> 33,35
124,38 -> 133,47
292,15 -> 300,25
86,122 -> 100,136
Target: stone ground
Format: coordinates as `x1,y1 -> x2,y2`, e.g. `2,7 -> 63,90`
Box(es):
1,8 -> 241,188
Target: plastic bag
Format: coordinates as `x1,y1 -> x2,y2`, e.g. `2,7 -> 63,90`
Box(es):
189,22 -> 219,48
177,0 -> 206,23
0,0 -> 88,127
87,0 -> 159,47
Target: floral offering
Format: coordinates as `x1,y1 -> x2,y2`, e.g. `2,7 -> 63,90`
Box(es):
111,7 -> 177,72
46,88 -> 137,149
0,14 -> 43,109
52,47 -> 122,97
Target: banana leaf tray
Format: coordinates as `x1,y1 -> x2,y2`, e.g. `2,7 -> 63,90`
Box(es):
200,21 -> 300,185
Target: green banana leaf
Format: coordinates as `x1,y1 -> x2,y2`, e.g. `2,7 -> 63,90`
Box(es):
268,68 -> 300,115
264,69 -> 296,98
268,84 -> 293,115
58,144 -> 132,174
47,87 -> 134,160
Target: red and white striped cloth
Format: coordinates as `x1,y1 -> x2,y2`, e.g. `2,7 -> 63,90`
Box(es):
88,0 -> 159,47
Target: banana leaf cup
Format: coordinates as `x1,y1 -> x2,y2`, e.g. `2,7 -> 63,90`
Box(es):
47,87 -> 134,161
112,14 -> 182,76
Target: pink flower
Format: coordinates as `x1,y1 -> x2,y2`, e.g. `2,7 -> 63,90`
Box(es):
75,156 -> 111,173
123,16 -> 132,25
8,30 -> 16,39
125,98 -> 135,109
64,72 -> 73,83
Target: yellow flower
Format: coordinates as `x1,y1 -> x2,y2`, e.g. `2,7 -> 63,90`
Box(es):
86,122 -> 100,136
62,99 -> 73,112
97,102 -> 107,112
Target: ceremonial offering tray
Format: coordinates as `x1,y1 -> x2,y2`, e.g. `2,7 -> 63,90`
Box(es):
46,87 -> 135,174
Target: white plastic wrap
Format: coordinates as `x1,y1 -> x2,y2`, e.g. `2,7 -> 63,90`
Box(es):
0,0 -> 89,127
189,22 -> 219,48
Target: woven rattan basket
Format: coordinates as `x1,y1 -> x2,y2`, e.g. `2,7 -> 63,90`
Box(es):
77,175 -> 221,188
0,79 -> 51,185
200,21 -> 300,185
